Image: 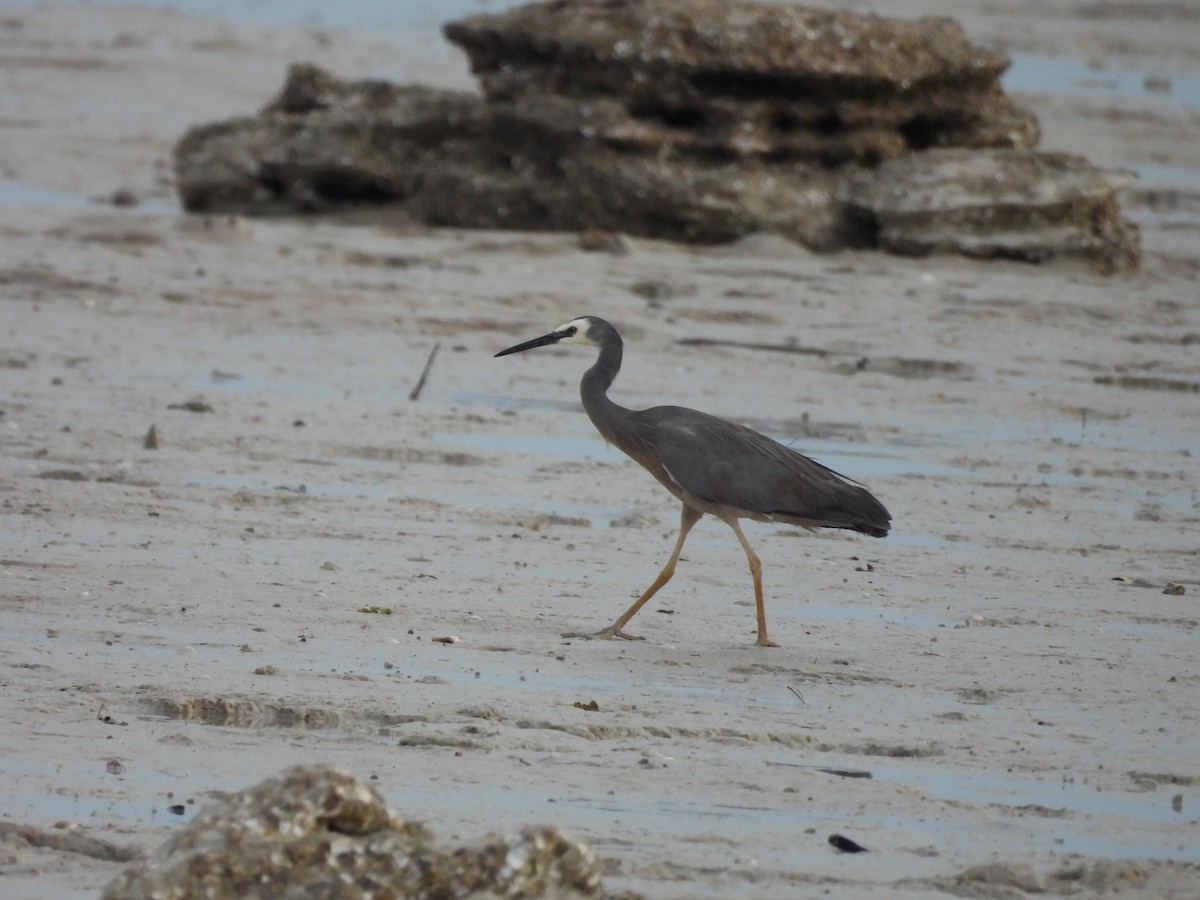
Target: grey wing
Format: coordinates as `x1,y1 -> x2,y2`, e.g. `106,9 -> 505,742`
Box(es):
641,406 -> 890,535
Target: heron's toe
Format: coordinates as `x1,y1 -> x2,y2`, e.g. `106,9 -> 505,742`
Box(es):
561,626 -> 645,641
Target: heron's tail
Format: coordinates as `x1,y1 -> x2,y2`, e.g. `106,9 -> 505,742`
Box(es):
844,487 -> 891,538
776,485 -> 890,537
852,520 -> 890,539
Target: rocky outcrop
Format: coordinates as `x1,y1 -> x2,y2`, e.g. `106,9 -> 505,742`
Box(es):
839,149 -> 1141,275
101,765 -> 603,899
172,0 -> 1139,273
444,0 -> 1039,165
174,71 -> 481,214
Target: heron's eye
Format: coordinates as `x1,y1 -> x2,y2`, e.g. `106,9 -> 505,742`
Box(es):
564,326 -> 577,337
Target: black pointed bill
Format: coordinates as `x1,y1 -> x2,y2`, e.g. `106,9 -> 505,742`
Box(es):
494,330 -> 565,358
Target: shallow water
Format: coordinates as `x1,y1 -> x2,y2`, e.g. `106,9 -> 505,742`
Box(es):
1007,52 -> 1200,111
14,716 -> 1187,868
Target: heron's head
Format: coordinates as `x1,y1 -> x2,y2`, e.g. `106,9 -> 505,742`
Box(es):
494,316 -> 611,357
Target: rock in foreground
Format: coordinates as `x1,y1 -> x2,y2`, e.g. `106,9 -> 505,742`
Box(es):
101,765 -> 603,899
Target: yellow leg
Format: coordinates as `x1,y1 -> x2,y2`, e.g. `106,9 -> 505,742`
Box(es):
563,505 -> 701,641
726,518 -> 779,647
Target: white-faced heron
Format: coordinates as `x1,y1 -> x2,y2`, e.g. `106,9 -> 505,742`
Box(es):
495,315 -> 890,647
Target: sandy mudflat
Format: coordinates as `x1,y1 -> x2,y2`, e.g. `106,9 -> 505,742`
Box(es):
1,2 -> 1198,897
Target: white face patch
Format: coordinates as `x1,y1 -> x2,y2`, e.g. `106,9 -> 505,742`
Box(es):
555,317 -> 596,346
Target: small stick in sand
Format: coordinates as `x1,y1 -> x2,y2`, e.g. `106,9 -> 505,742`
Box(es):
408,341 -> 440,401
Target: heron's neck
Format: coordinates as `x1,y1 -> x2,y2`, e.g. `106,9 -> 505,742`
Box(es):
580,338 -> 629,439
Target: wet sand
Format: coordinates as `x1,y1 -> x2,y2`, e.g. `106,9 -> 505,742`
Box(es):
1,3 -> 1198,897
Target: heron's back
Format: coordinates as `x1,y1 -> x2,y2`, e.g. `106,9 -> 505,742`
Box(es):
632,405 -> 891,537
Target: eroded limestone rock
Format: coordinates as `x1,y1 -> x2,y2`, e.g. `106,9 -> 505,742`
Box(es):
175,64 -> 482,214
444,0 -> 1039,164
171,1 -> 1138,273
839,149 -> 1140,273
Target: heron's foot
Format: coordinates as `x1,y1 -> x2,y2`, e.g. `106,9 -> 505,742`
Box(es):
756,636 -> 781,648
562,625 -> 645,641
